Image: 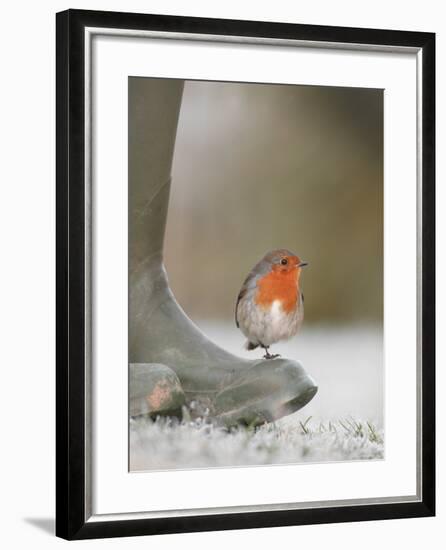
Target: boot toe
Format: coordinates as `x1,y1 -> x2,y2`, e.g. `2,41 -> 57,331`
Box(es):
214,358 -> 318,427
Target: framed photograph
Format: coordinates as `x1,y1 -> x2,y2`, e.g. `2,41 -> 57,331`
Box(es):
56,9 -> 435,540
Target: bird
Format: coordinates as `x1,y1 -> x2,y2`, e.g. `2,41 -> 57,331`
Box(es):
235,249 -> 308,359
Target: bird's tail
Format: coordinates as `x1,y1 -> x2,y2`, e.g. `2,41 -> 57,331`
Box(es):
245,341 -> 259,351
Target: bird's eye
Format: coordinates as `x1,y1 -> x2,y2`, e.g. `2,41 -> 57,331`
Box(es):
280,258 -> 288,265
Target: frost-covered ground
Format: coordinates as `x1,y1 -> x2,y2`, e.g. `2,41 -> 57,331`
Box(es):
130,416 -> 383,471
130,324 -> 384,471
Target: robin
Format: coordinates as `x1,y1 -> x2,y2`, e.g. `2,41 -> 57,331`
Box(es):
235,249 -> 308,359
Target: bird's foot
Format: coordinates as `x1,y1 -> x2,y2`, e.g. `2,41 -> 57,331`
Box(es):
263,351 -> 281,360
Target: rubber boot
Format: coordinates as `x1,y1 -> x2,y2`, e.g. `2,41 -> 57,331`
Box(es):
130,363 -> 185,418
129,78 -> 317,427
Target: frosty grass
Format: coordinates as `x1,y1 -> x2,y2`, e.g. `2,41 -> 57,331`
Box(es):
130,414 -> 383,471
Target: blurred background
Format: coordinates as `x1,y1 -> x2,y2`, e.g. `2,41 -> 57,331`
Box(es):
162,80 -> 384,423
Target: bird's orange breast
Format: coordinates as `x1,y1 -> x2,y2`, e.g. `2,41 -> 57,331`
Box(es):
255,269 -> 299,313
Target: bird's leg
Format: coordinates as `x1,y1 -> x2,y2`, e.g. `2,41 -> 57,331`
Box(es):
262,346 -> 281,360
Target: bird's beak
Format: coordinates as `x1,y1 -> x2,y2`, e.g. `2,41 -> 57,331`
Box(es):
298,261 -> 308,268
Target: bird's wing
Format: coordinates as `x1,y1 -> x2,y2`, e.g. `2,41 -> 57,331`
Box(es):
235,288 -> 246,328
235,259 -> 270,327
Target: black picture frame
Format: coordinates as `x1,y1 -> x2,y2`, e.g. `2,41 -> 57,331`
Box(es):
56,9 -> 435,540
